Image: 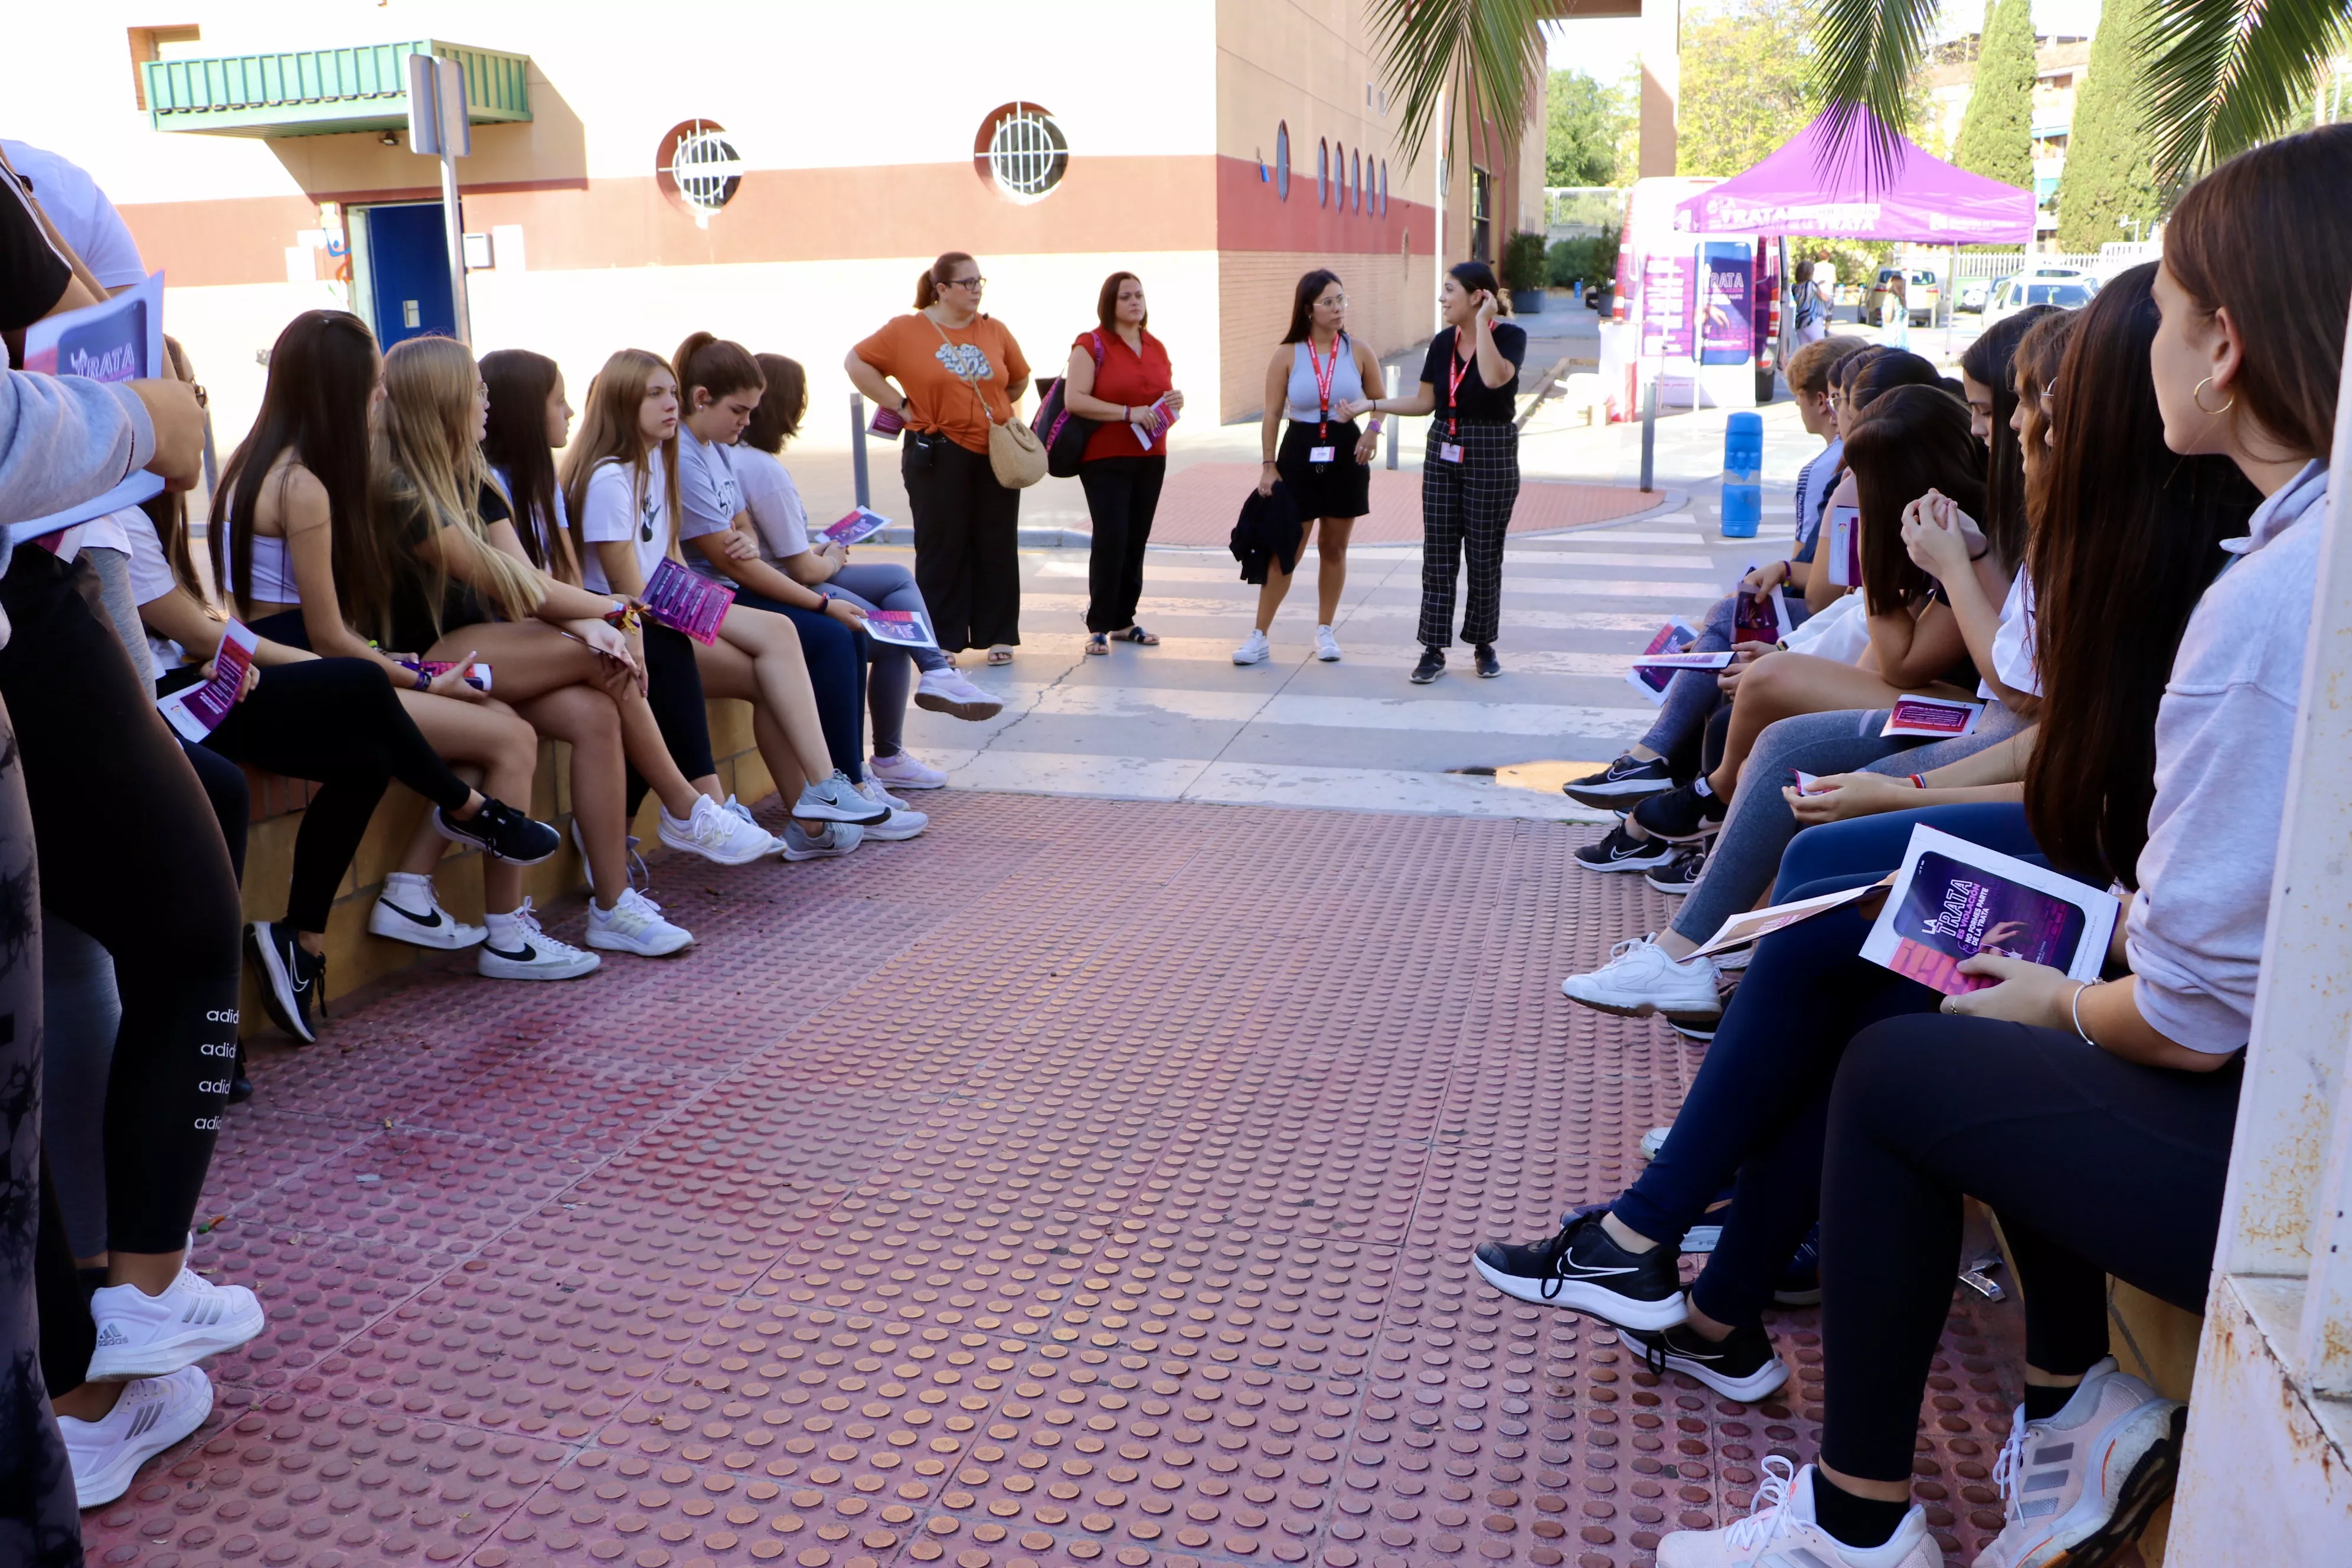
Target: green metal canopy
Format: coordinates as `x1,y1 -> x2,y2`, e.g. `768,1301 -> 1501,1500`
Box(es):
143,40 -> 530,138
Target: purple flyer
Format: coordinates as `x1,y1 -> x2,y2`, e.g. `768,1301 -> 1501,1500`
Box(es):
642,557 -> 735,645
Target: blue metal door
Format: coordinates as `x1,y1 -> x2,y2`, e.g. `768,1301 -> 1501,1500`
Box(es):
364,202 -> 455,347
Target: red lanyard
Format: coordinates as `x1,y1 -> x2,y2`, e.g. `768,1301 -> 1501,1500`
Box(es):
1446,329 -> 1476,436
1307,337 -> 1340,439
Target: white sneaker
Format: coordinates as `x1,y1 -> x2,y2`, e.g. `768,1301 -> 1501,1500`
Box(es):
870,749 -> 949,790
1560,933 -> 1723,1024
584,887 -> 694,956
658,793 -> 776,865
569,818 -> 649,890
1977,1357 -> 2186,1568
1657,1458 -> 1938,1568
856,778 -> 929,839
721,795 -> 786,854
1233,629 -> 1272,665
478,900 -> 602,980
86,1268 -> 265,1381
783,820 -> 863,861
914,667 -> 1005,721
1315,625 -> 1342,662
367,873 -> 486,950
59,1365 -> 214,1507
796,770 -> 892,825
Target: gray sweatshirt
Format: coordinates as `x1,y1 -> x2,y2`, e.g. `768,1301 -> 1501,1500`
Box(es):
0,368 -> 154,531
2128,459 -> 2330,1053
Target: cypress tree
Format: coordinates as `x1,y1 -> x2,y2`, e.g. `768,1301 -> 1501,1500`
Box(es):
1954,0 -> 2036,192
2056,0 -> 2167,250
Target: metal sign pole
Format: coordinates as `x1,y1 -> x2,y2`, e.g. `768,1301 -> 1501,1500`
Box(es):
407,53 -> 472,345
850,394 -> 871,509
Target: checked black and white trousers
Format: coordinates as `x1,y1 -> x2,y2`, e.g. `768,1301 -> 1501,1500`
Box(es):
1417,420 -> 1520,648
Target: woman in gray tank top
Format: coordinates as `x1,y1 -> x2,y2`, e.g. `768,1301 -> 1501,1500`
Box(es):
1236,270 -> 1387,667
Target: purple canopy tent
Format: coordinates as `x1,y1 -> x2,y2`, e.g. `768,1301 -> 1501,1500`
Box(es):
1671,109 -> 2033,243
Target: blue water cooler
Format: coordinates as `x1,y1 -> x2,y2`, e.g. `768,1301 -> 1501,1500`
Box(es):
1720,411 -> 1763,538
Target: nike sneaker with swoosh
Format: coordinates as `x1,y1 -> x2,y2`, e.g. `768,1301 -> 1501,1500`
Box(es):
367,873 -> 487,950
1628,1312 -> 1790,1402
1471,1211 -> 1688,1331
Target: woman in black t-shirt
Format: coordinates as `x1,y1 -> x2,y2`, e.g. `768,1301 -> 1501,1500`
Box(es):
1347,260 -> 1526,682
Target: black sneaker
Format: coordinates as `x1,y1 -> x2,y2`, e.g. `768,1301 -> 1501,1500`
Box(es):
1574,822 -> 1680,874
1628,1312 -> 1790,1402
1645,845 -> 1709,894
227,1039 -> 254,1105
1473,643 -> 1501,678
1772,1223 -> 1822,1305
244,920 -> 321,1045
436,796 -> 561,864
1630,781 -> 1729,843
1410,646 -> 1446,684
1564,752 -> 1675,808
1471,1210 -> 1688,1331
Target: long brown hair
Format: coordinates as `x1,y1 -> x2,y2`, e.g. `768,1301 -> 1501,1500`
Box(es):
372,336 -> 545,643
1282,269 -> 1344,344
742,354 -> 807,454
673,331 -> 765,406
2165,123 -> 2352,463
914,251 -> 977,309
560,349 -> 681,573
1958,305 -> 2057,571
1841,385 -> 1985,615
479,348 -> 564,571
2011,309 -> 2081,525
210,309 -> 386,619
2023,265 -> 2262,887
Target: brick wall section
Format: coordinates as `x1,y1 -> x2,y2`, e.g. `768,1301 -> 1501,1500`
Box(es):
1218,247 -> 1436,422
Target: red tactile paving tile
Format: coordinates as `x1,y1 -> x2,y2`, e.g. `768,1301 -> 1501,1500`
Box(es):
93,795 -> 2036,1568
1146,466 -> 1659,547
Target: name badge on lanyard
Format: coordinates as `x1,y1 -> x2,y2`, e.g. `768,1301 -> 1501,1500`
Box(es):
1437,442 -> 1464,463
1309,445 -> 1337,464
1307,337 -> 1342,458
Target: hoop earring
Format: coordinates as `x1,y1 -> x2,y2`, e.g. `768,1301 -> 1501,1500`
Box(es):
2193,375 -> 2236,416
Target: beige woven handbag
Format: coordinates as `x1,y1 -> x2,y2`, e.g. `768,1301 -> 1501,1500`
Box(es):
930,316 -> 1045,489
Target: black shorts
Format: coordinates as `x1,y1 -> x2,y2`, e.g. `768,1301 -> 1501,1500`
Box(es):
1276,419 -> 1371,521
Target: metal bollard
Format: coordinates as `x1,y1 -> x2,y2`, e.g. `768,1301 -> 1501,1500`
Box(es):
1639,381 -> 1658,494
850,392 -> 871,510
1384,365 -> 1402,469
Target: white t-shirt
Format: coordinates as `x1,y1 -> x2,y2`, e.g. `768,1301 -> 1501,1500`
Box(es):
1980,567 -> 2039,700
2,140 -> 148,290
120,505 -> 191,677
578,452 -> 672,595
733,446 -> 811,563
674,425 -> 746,582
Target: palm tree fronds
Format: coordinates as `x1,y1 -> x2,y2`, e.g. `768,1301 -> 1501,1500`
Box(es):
1807,0 -> 1946,187
2138,0 -> 2352,184
1368,0 -> 1551,171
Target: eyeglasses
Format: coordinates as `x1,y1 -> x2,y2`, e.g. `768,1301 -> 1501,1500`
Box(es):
950,276 -> 986,291
1321,295 -> 1350,308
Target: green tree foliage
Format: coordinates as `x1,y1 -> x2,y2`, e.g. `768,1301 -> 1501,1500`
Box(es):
2056,0 -> 2170,249
1677,0 -> 1822,175
1547,229 -> 1622,287
1952,0 -> 2036,190
1547,69 -> 1632,185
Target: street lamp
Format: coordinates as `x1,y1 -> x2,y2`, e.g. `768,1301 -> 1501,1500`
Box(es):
2118,214 -> 2146,244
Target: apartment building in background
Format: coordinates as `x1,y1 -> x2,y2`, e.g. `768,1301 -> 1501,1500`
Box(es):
1922,32 -> 2090,237
14,2 -> 1543,449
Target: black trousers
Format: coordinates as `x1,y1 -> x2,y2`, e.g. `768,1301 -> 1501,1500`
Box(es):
0,548 -> 243,1256
198,658 -> 473,932
1079,456 -> 1165,633
1818,1015 -> 2242,1483
903,433 -> 1021,652
626,622 -> 721,818
1417,422 -> 1518,648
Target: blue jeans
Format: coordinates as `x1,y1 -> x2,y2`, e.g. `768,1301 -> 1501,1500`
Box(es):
1635,592 -> 1814,762
819,563 -> 946,758
1608,803 -> 2050,1328
730,594 -> 872,783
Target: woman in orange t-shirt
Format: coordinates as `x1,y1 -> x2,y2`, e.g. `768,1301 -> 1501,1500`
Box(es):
845,251 -> 1031,664
1059,270 -> 1181,654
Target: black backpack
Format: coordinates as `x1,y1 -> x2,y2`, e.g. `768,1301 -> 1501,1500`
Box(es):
1031,331 -> 1106,479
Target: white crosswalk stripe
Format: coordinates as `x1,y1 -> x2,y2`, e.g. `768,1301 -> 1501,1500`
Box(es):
890,510 -> 1770,822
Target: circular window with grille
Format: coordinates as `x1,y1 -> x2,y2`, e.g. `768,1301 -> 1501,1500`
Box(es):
974,102 -> 1069,201
655,120 -> 743,223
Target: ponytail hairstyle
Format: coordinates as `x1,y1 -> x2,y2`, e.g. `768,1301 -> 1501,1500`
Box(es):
672,331 -> 766,412
741,354 -> 808,455
2011,308 -> 2082,524
211,309 -> 387,620
1957,305 -> 2058,570
479,348 -> 565,571
1448,259 -> 1510,315
373,335 -> 547,643
1283,269 -> 1344,345
1840,384 -> 1985,615
2164,123 -> 2352,464
560,348 -> 683,573
2023,263 -> 2262,887
914,250 -> 978,309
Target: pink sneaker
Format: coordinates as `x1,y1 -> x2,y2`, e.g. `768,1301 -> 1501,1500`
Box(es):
870,750 -> 948,790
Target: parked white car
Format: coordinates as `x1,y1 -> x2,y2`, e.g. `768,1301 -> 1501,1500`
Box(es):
1985,274 -> 2098,324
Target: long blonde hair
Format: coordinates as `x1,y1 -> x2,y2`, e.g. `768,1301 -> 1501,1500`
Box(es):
373,336 -> 545,642
560,349 -> 681,575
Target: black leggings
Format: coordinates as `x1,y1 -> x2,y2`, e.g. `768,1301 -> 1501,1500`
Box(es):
1818,1015 -> 2243,1483
0,548 -> 243,1256
198,658 -> 473,932
627,622 -> 720,819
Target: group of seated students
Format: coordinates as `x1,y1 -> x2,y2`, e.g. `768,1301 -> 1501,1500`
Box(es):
0,135 -> 1011,1527
1481,126 -> 2349,1568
